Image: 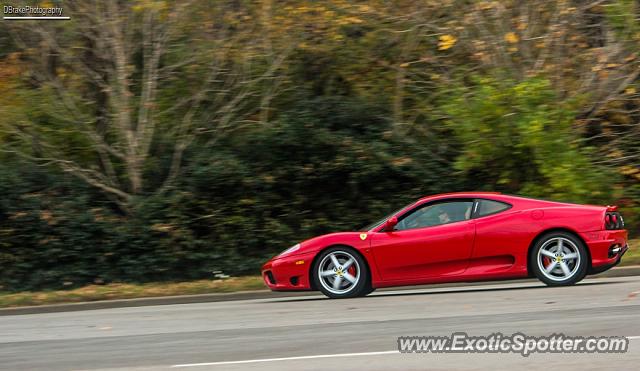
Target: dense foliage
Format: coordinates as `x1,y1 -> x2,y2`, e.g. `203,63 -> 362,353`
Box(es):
0,1 -> 639,291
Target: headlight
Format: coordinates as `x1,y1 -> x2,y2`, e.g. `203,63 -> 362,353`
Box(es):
279,243 -> 301,256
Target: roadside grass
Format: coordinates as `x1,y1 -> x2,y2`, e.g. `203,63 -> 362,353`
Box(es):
0,276 -> 266,308
0,239 -> 637,309
622,239 -> 640,266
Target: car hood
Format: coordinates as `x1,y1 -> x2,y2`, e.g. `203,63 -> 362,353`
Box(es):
269,231 -> 370,261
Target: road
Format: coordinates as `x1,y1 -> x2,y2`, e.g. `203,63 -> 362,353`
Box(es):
1,276 -> 639,370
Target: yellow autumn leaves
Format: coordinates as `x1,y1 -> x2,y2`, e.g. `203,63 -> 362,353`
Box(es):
619,165 -> 640,181
132,0 -> 168,12
504,32 -> 519,43
438,32 -> 519,51
438,35 -> 457,50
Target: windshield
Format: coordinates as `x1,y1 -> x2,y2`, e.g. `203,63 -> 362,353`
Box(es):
359,203 -> 414,231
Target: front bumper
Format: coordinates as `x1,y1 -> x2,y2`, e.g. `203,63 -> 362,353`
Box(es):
261,251 -> 315,291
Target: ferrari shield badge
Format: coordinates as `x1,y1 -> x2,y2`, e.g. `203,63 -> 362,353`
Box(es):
360,233 -> 367,241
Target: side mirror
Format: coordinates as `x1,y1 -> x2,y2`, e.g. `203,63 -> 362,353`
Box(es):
383,216 -> 398,232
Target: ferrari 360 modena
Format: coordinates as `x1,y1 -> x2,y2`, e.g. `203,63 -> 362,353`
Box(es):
261,192 -> 629,299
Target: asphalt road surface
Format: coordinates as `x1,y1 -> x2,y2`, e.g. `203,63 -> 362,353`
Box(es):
1,276 -> 639,370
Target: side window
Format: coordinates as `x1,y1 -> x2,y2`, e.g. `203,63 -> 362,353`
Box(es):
395,200 -> 474,231
475,199 -> 511,217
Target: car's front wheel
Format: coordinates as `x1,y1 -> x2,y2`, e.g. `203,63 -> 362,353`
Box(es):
531,232 -> 588,286
313,247 -> 371,299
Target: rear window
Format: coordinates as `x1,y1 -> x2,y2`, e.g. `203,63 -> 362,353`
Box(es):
476,199 -> 511,217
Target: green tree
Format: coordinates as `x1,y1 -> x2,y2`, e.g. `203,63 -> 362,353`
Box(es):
443,76 -> 615,202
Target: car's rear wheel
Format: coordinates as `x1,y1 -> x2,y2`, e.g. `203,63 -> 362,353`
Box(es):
313,247 -> 371,299
531,232 -> 588,286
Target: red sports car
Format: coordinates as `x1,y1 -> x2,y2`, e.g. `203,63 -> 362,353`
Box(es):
262,192 -> 629,298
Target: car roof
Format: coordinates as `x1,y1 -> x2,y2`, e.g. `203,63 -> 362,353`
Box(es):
417,192 -> 502,202
417,192 -> 604,210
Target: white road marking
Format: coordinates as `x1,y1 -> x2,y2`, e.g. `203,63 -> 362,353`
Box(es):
173,336 -> 640,367
171,350 -> 400,367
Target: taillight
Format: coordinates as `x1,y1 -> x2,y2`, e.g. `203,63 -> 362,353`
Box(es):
605,212 -> 624,230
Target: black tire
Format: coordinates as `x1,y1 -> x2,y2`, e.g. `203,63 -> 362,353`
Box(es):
360,286 -> 376,296
312,246 -> 371,299
530,231 -> 588,286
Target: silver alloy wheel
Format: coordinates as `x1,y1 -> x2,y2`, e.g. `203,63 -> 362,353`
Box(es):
318,251 -> 361,295
536,237 -> 581,282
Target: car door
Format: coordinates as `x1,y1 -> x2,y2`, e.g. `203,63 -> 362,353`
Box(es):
370,199 -> 476,281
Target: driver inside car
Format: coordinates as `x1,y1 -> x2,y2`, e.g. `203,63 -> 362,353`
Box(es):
438,209 -> 451,224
